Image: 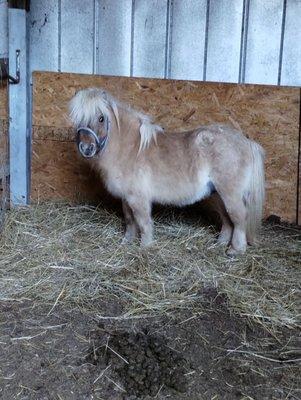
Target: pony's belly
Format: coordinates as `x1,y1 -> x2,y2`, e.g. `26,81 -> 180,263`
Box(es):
154,180 -> 215,206
177,188 -> 210,206
174,185 -> 213,206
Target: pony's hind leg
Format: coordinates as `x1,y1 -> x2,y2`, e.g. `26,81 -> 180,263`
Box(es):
217,192 -> 247,255
126,196 -> 153,247
211,193 -> 233,245
122,200 -> 138,244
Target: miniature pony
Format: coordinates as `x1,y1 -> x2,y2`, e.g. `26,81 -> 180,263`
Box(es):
69,88 -> 265,255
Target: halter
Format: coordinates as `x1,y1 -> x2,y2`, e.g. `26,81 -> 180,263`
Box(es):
76,127 -> 108,158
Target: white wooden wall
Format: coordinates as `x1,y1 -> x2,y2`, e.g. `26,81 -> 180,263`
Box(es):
0,0 -> 8,58
0,0 -> 300,84
27,0 -> 301,86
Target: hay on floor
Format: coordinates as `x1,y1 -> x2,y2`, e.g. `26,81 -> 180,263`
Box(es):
0,203 -> 300,331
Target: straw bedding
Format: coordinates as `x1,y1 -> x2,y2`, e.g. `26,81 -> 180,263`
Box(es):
0,202 -> 300,332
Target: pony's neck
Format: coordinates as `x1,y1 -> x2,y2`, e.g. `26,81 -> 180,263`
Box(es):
118,105 -> 141,139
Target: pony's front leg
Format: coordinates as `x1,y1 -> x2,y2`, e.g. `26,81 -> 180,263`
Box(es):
122,200 -> 138,244
127,197 -> 153,247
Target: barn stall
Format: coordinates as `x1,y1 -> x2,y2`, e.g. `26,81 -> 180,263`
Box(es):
0,1 -> 301,399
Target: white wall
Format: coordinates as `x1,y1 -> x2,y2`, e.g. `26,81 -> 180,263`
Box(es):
1,0 -> 300,85
0,0 -> 8,58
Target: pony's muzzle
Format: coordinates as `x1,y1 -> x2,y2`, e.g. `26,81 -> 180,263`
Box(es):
76,127 -> 102,158
78,141 -> 97,158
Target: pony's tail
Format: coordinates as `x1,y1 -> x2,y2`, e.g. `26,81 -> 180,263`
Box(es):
246,140 -> 265,243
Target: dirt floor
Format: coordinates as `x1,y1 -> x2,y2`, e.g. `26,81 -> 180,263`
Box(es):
0,204 -> 300,399
0,289 -> 300,400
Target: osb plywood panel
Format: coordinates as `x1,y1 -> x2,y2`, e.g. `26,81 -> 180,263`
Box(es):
32,139 -> 111,204
0,83 -> 8,120
32,72 -> 300,223
0,116 -> 8,156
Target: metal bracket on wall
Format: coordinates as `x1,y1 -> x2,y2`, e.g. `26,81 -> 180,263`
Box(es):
0,50 -> 20,84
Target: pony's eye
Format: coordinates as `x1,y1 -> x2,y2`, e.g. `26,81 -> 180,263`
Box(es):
99,115 -> 104,123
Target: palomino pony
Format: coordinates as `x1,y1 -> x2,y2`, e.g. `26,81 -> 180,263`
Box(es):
69,88 -> 265,255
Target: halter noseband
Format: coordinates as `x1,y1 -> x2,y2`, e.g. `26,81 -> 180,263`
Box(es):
76,127 -> 108,158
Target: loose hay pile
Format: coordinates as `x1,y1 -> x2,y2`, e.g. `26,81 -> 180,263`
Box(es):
0,203 -> 300,331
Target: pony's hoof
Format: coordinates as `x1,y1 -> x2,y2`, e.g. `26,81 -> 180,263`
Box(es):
121,236 -> 135,245
217,236 -> 230,246
140,240 -> 154,248
247,238 -> 258,246
226,246 -> 246,257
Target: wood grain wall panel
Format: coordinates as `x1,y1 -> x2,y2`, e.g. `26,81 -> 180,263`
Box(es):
32,139 -> 106,203
0,83 -> 8,119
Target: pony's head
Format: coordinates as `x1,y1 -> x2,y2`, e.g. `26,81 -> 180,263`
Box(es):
69,87 -> 163,158
69,88 -> 119,158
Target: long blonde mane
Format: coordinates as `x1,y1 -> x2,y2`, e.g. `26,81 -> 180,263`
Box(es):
69,88 -> 163,152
